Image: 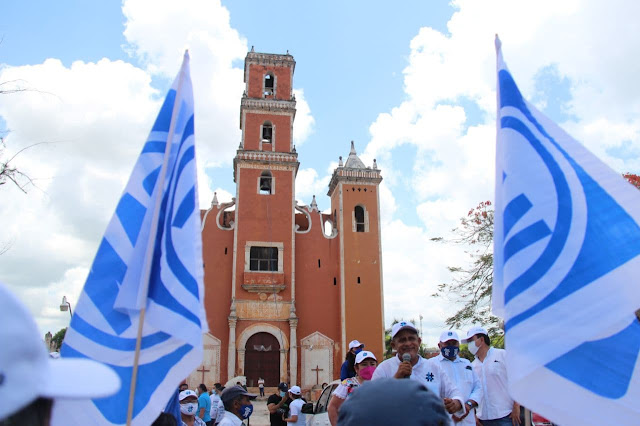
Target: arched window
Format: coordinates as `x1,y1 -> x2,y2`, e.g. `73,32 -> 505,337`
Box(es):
263,72 -> 275,97
262,121 -> 273,144
259,170 -> 273,195
353,205 -> 369,232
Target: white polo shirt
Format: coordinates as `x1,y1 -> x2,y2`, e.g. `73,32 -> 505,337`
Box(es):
436,354 -> 483,425
471,347 -> 513,420
372,354 -> 466,417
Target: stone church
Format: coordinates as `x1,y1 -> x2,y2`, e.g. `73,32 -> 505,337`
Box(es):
188,50 -> 384,391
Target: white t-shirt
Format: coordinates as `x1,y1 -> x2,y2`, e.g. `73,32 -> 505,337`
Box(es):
209,392 -> 224,423
288,398 -> 307,426
471,347 -> 513,420
436,354 -> 483,425
372,354 -> 466,417
258,379 -> 265,388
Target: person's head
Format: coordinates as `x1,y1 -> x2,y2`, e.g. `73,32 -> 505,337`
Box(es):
0,282 -> 121,425
277,382 -> 288,397
288,386 -> 302,400
214,383 -> 223,392
338,378 -> 449,425
348,340 -> 365,355
220,385 -> 257,420
354,351 -> 377,381
437,330 -> 461,360
179,383 -> 188,392
462,326 -> 490,355
179,390 -> 199,418
198,383 -> 207,394
152,412 -> 178,426
391,322 -> 421,362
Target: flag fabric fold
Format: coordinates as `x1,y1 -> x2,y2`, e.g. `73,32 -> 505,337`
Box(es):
53,51 -> 206,425
493,37 -> 640,426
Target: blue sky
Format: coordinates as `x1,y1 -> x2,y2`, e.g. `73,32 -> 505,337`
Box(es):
1,0 -> 639,346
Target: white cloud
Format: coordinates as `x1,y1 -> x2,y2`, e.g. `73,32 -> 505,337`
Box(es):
292,89 -> 315,146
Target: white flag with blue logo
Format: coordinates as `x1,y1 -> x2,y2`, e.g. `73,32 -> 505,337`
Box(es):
53,51 -> 207,425
494,37 -> 640,426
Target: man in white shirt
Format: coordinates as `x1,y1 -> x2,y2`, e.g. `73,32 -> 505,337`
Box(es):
209,384 -> 224,425
437,330 -> 482,425
283,386 -> 306,426
218,385 -> 258,426
371,321 -> 466,417
463,326 -> 520,426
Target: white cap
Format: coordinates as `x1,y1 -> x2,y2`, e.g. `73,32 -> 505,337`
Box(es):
0,282 -> 121,420
179,389 -> 198,401
355,351 -> 377,364
439,330 -> 460,343
348,340 -> 364,350
391,321 -> 418,338
462,326 -> 488,343
289,385 -> 302,395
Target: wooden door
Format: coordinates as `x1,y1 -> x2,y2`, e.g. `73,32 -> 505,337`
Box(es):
245,332 -> 280,387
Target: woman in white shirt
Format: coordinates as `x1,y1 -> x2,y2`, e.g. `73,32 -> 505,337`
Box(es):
328,350 -> 378,426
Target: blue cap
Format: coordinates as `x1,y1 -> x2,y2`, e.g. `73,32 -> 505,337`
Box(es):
338,378 -> 449,425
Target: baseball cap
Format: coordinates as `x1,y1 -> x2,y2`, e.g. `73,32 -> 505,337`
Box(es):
277,382 -> 289,392
391,321 -> 418,338
355,350 -> 377,364
179,389 -> 198,401
0,282 -> 121,420
462,326 -> 488,343
289,385 -> 302,395
220,385 -> 257,404
348,340 -> 364,350
338,378 -> 449,425
439,330 -> 460,343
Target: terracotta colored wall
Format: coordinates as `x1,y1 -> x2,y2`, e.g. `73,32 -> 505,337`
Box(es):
247,64 -> 292,100
242,112 -> 292,152
234,167 -> 295,301
201,209 -> 235,383
294,210 -> 342,380
335,182 -> 385,361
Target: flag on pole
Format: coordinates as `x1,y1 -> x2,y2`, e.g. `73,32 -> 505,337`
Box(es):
53,51 -> 207,425
493,36 -> 640,426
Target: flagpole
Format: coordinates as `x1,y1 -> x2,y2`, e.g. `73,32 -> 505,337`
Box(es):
126,50 -> 190,426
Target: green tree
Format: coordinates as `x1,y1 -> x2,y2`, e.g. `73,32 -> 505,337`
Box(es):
51,327 -> 67,351
384,318 -> 429,359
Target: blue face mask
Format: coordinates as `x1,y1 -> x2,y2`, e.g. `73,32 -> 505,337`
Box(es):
279,391 -> 286,397
354,348 -> 363,355
441,345 -> 459,360
239,404 -> 254,419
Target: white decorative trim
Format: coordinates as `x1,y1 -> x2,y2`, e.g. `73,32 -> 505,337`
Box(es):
338,182 -> 346,359
321,217 -> 338,239
377,185 -> 386,352
244,241 -> 284,273
300,331 -> 334,388
259,121 -> 276,152
215,199 -> 236,231
294,203 -> 312,234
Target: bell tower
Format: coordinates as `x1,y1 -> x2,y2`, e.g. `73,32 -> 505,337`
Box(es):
227,49 -> 299,383
328,142 -> 385,360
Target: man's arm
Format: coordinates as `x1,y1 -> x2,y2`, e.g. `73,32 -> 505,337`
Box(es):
267,395 -> 289,414
438,364 -> 464,415
199,407 -> 205,419
510,402 -> 521,425
467,365 -> 483,411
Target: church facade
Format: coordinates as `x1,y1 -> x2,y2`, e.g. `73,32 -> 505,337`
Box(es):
190,50 -> 384,390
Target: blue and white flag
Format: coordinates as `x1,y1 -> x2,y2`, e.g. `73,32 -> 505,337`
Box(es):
53,51 -> 207,425
493,37 -> 640,426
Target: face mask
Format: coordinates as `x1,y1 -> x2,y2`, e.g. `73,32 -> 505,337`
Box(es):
358,365 -> 376,380
279,391 -> 286,397
441,345 -> 459,360
180,402 -> 198,415
354,348 -> 363,355
468,340 -> 479,355
239,404 -> 254,419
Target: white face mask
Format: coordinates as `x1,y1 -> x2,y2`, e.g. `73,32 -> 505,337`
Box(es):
180,402 -> 198,415
468,339 -> 479,355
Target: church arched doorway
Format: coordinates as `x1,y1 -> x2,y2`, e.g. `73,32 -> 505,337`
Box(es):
244,332 -> 280,387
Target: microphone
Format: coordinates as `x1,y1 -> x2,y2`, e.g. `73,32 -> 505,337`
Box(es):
401,353 -> 412,378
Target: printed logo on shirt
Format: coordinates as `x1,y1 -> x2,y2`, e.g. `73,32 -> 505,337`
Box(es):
466,366 -> 472,370
426,372 -> 434,382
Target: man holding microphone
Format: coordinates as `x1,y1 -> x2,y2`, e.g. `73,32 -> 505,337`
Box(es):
372,321 -> 466,417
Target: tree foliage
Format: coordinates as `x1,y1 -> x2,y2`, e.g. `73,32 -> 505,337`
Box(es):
623,173 -> 640,190
51,327 -> 67,351
384,318 -> 431,359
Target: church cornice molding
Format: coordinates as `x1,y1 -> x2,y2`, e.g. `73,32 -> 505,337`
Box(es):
241,97 -> 296,114
327,169 -> 383,196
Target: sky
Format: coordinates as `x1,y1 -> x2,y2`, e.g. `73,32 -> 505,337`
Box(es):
1,0 -> 639,349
